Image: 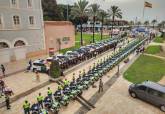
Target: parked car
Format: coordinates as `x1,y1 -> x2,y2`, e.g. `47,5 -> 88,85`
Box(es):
56,54 -> 69,69
129,81 -> 165,112
65,51 -> 81,61
31,59 -> 49,73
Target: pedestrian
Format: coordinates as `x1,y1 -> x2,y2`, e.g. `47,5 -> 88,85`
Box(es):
47,87 -> 52,100
63,79 -> 69,88
0,79 -> 5,97
58,84 -> 63,90
72,73 -> 75,82
98,78 -> 103,93
23,100 -> 30,114
37,93 -> 44,109
5,95 -> 10,110
35,70 -> 40,82
29,60 -> 32,69
1,64 -> 5,77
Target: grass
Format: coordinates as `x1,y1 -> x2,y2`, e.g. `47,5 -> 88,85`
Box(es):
153,37 -> 165,43
145,45 -> 161,54
124,55 -> 165,83
60,32 -> 109,54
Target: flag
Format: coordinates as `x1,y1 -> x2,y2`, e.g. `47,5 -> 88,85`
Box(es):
144,1 -> 152,8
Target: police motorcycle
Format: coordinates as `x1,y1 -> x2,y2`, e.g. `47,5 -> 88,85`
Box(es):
63,85 -> 74,100
39,109 -> 48,114
43,96 -> 52,109
50,100 -> 61,113
76,75 -> 89,90
69,81 -> 83,98
83,73 -> 95,86
53,89 -> 69,106
88,67 -> 100,82
31,103 -> 41,114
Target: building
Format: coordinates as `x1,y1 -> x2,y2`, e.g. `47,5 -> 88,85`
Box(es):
77,20 -> 129,32
0,0 -> 45,63
44,21 -> 75,55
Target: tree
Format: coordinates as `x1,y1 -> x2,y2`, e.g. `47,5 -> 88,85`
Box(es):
158,21 -> 165,29
99,10 -> 108,40
88,3 -> 100,43
151,19 -> 157,28
137,21 -> 141,27
144,20 -> 149,27
71,0 -> 89,46
42,0 -> 63,21
49,60 -> 61,78
108,6 -> 122,38
129,21 -> 134,29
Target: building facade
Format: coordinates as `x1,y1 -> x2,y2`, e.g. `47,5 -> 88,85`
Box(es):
44,21 -> 75,54
0,0 -> 45,63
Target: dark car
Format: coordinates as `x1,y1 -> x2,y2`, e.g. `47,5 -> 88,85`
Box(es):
129,81 -> 165,112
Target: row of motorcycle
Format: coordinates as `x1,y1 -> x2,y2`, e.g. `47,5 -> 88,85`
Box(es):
30,38 -> 147,114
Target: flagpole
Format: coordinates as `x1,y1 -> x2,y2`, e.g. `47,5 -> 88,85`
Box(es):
142,0 -> 145,23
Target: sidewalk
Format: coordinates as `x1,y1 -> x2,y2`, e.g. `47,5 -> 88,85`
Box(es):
0,72 -> 50,105
144,53 -> 165,60
0,54 -> 49,78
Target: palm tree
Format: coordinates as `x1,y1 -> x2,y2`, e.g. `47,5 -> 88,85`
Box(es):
137,21 -> 141,27
108,6 -> 122,38
161,21 -> 165,28
158,21 -> 165,29
144,20 -> 149,27
151,19 -> 157,28
71,0 -> 89,46
129,21 -> 134,29
99,9 -> 108,40
88,3 -> 100,43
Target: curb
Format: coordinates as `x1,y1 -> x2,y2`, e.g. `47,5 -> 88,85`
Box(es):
0,80 -> 50,108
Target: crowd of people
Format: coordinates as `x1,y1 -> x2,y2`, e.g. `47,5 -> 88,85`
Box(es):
22,69 -> 104,114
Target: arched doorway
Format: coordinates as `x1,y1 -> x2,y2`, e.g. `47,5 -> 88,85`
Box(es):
14,40 -> 26,47
13,40 -> 27,60
0,41 -> 11,63
0,42 -> 10,49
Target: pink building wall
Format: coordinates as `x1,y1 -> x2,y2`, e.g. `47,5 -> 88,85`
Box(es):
44,21 -> 75,53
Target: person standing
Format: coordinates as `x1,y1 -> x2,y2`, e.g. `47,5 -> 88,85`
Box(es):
37,93 -> 44,108
1,64 -> 5,77
0,79 -> 5,97
47,87 -> 52,100
29,60 -> 32,69
5,95 -> 10,110
98,78 -> 103,93
23,100 -> 30,114
35,70 -> 40,82
63,79 -> 69,87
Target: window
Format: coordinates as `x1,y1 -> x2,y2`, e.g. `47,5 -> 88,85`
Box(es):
148,88 -> 159,96
138,86 -> 147,91
0,42 -> 9,49
13,15 -> 20,25
28,0 -> 32,7
29,16 -> 34,25
14,40 -> 25,47
158,92 -> 165,99
11,0 -> 16,5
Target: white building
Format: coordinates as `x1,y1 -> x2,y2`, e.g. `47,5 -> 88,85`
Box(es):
0,0 -> 45,63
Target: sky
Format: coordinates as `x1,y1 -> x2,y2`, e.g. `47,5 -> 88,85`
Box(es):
56,0 -> 165,22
